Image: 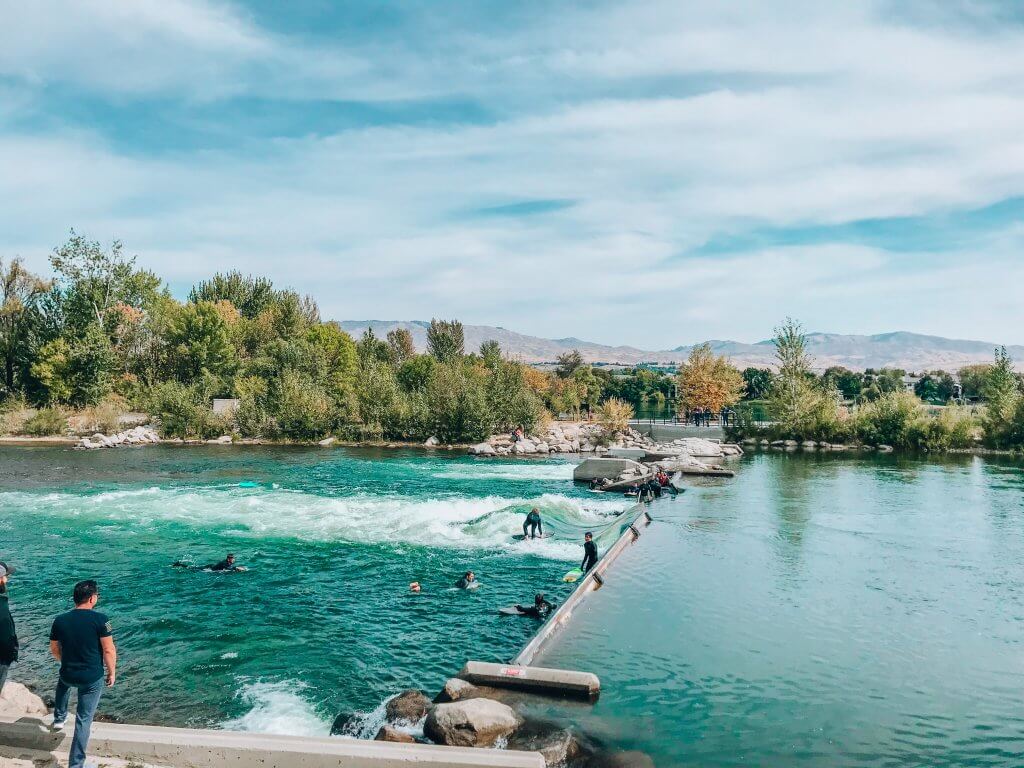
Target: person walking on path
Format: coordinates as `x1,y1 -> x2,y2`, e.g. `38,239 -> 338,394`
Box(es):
49,580 -> 117,768
0,562 -> 18,696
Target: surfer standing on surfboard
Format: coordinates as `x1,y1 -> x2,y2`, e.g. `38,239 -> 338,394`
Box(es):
522,508 -> 543,539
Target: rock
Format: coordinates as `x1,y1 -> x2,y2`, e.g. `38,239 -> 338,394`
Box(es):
741,437 -> 758,445
424,436 -> 440,447
330,712 -> 357,736
831,444 -> 848,451
496,446 -> 511,456
435,677 -> 479,703
507,722 -> 581,767
533,441 -> 550,454
512,439 -> 537,455
877,444 -> 894,452
818,441 -> 831,449
801,440 -> 817,450
205,435 -> 232,444
759,438 -> 770,446
423,699 -> 522,747
318,437 -> 337,446
593,750 -> 657,768
385,689 -> 431,724
0,682 -> 48,718
375,725 -> 416,743
783,439 -> 798,447
770,439 -> 785,447
468,442 -> 496,456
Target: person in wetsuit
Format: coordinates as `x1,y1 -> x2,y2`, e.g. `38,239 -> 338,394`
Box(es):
456,571 -> 477,589
209,554 -> 245,572
581,532 -> 599,573
523,508 -> 543,539
515,593 -> 554,618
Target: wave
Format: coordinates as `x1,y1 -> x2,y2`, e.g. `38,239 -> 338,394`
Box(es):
0,486 -> 630,560
221,680 -> 330,737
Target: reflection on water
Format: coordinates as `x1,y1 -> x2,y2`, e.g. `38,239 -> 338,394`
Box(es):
539,451 -> 1024,767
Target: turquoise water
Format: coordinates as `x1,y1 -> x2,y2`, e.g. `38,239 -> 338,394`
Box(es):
4,447 -> 1024,766
539,452 -> 1024,766
0,446 -> 628,734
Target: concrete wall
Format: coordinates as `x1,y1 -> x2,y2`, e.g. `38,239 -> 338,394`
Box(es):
0,718 -> 543,768
630,422 -> 725,441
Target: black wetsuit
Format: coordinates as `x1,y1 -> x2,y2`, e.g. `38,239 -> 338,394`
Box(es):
209,559 -> 240,572
523,511 -> 543,539
581,540 -> 598,573
515,600 -> 554,618
456,577 -> 475,589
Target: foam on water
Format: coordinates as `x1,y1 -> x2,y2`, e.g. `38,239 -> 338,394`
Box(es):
432,462 -> 575,481
0,486 -> 629,560
221,680 -> 330,736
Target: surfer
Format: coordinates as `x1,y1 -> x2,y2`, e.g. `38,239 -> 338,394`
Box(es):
522,508 -> 543,539
409,582 -> 422,593
209,554 -> 245,572
456,571 -> 477,589
581,532 -> 599,573
514,593 -> 554,618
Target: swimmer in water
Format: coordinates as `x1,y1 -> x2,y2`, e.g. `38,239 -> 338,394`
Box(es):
209,554 -> 246,572
455,571 -> 476,589
514,593 -> 554,618
409,582 -> 422,593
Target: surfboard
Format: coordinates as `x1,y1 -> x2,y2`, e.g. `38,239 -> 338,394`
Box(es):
238,481 -> 260,488
562,568 -> 584,583
512,533 -> 552,541
499,606 -> 525,615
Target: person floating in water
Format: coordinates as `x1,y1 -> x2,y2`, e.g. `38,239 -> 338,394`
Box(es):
209,554 -> 246,572
456,571 -> 477,589
409,582 -> 422,593
523,508 -> 543,539
515,593 -> 554,618
581,532 -> 599,573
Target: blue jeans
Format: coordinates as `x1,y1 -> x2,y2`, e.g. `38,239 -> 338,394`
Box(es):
53,676 -> 104,768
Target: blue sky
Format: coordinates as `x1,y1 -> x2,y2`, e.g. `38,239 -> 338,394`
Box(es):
2,0 -> 1024,347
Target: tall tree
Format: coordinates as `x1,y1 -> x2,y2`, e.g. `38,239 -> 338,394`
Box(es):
677,343 -> 745,412
189,271 -> 276,319
426,319 -> 464,363
387,327 -> 416,362
555,349 -> 584,378
741,367 -> 773,400
768,318 -> 840,438
0,258 -> 51,394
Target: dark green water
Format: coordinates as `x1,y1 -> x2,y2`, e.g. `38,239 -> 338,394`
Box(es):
0,446 -> 628,734
539,452 -> 1024,767
3,448 -> 1023,766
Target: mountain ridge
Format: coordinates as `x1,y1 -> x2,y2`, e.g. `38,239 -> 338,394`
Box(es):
335,321 -> 1024,372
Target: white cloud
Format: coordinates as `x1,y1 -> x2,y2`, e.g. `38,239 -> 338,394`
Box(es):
2,0 -> 1024,345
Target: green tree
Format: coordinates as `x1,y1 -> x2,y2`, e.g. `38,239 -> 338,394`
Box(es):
189,271 -> 276,319
741,367 -> 773,400
479,340 -> 503,368
166,301 -> 236,381
821,366 -> 863,401
768,318 -> 842,439
426,362 -> 491,443
0,258 -> 51,395
387,327 -> 416,363
426,319 -> 464,363
981,347 -> 1022,447
30,337 -> 74,404
555,349 -> 584,378
357,328 -> 391,366
958,364 -> 992,400
914,371 -> 955,404
397,354 -> 436,393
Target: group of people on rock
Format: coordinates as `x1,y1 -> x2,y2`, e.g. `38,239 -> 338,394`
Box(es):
1,563 -> 117,768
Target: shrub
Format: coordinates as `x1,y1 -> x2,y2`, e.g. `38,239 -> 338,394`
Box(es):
146,381 -> 232,439
853,391 -> 921,448
596,397 -> 634,435
908,406 -> 977,451
74,396 -> 128,434
0,395 -> 32,435
22,407 -> 67,436
425,362 -> 492,443
274,371 -> 334,440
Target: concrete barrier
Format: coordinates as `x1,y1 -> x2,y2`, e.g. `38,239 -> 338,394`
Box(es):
513,505 -> 653,669
0,717 -> 544,768
458,662 -> 600,701
572,457 -> 645,481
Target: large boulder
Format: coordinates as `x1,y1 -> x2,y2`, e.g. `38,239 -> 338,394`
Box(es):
318,437 -> 337,446
508,721 -> 581,767
375,725 -> 416,743
468,442 -> 496,456
424,436 -> 440,447
330,712 -> 357,736
435,677 -> 480,703
533,441 -> 550,454
385,689 -> 431,724
424,699 -> 521,747
0,682 -> 48,718
512,440 -> 537,455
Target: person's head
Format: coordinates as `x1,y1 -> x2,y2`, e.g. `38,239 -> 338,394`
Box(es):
531,507 -> 538,515
409,582 -> 421,593
534,593 -> 545,606
0,561 -> 13,594
73,579 -> 99,608
226,554 -> 235,564
465,571 -> 475,581
584,532 -> 593,542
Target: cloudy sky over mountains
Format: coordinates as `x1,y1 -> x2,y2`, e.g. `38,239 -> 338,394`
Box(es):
2,1 -> 1023,346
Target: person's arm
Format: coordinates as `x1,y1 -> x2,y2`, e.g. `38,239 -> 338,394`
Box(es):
50,639 -> 61,662
100,636 -> 117,687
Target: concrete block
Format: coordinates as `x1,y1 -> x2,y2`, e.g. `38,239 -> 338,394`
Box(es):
458,662 -> 600,701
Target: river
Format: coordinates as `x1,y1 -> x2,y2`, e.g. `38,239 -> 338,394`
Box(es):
2,447 -> 1022,766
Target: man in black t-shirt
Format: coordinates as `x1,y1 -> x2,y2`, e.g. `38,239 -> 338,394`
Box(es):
49,580 -> 117,768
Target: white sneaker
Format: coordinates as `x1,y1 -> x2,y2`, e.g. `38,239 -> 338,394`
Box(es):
50,719 -> 65,732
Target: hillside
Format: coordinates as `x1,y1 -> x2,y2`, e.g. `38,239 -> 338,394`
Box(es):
336,321 -> 1024,372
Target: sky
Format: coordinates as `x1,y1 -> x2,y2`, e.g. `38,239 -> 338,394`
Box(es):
2,0 -> 1024,348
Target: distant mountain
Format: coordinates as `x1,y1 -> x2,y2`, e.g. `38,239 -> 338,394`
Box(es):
335,321 -> 1024,372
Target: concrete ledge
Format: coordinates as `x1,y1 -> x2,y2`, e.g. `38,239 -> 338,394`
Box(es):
459,662 -> 600,701
572,457 -> 645,482
0,717 -> 544,768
